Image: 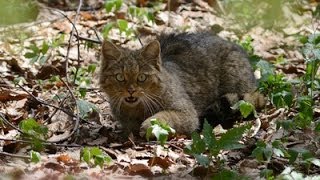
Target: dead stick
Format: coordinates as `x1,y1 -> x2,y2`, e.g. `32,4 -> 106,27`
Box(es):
0,113 -> 25,135
45,78 -> 80,143
16,83 -> 93,125
0,138 -> 82,147
72,0 -> 83,84
0,151 -> 30,159
75,35 -> 101,44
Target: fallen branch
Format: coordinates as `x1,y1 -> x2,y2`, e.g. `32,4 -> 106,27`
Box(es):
0,138 -> 82,147
16,83 -> 93,125
0,151 -> 30,159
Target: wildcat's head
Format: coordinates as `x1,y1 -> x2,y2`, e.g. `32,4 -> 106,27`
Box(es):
99,40 -> 164,109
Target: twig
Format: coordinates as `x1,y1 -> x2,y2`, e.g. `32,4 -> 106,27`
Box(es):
0,112 -> 47,143
0,113 -> 25,135
16,83 -> 92,125
45,78 -> 80,143
92,27 -> 102,42
167,0 -> 171,27
0,138 -> 82,147
76,35 -> 101,44
53,6 -> 82,83
45,94 -> 70,124
71,0 -> 83,84
0,151 -> 30,159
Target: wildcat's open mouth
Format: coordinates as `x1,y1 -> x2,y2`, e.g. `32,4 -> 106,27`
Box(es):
125,96 -> 138,103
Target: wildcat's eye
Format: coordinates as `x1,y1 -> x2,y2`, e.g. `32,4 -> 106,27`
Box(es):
115,73 -> 125,82
137,74 -> 147,82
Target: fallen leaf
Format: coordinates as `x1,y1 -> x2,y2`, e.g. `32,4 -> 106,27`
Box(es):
44,162 -> 65,173
56,154 -> 72,164
0,89 -> 28,102
126,164 -> 153,177
148,156 -> 174,169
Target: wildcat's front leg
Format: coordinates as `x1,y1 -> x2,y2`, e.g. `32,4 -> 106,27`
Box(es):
139,110 -> 199,137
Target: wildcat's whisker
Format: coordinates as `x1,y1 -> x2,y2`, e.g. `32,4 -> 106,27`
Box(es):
143,95 -> 159,115
145,93 -> 165,111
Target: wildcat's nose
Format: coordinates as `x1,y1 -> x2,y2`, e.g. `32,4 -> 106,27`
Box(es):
128,87 -> 135,95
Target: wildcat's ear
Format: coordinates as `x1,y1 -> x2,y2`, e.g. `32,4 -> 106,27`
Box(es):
101,40 -> 121,61
141,40 -> 161,70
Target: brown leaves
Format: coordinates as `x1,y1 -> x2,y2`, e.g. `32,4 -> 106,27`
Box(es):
148,156 -> 174,169
0,89 -> 28,102
126,164 -> 153,177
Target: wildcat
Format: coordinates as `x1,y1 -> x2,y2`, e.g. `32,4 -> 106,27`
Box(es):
99,32 -> 264,137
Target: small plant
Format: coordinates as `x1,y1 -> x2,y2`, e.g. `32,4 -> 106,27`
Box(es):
102,1 -> 156,39
81,147 -> 112,168
19,118 -> 48,150
185,121 -> 251,168
105,0 -> 123,13
117,19 -> 134,37
294,96 -> 313,129
302,33 -> 320,108
128,6 -> 155,24
30,150 -> 41,163
146,118 -> 176,146
256,60 -> 293,109
252,140 -> 289,163
231,100 -> 256,118
76,99 -> 100,119
71,63 -> 97,98
19,118 -> 48,139
24,41 -> 50,64
24,34 -> 65,65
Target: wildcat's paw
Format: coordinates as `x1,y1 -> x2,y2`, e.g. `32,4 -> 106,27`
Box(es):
139,118 -> 152,137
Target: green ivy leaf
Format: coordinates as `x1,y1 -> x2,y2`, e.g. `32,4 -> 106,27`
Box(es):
263,147 -> 273,162
117,19 -> 128,33
76,99 -> 100,118
94,155 -> 105,168
252,146 -> 265,162
29,44 -> 40,53
41,41 -> 49,54
114,0 -> 123,11
105,0 -> 122,13
30,150 -> 41,163
52,34 -> 65,48
88,64 -> 97,74
271,91 -> 293,108
194,154 -> 210,167
256,60 -> 274,78
102,23 -> 114,38
24,52 -> 36,58
81,147 -> 112,168
105,2 -> 114,13
30,55 -> 39,64
81,147 -> 91,164
39,55 -> 48,65
232,100 -> 256,118
90,147 -> 103,156
19,118 -> 48,137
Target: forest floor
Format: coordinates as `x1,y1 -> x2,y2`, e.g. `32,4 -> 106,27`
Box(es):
0,0 -> 320,179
